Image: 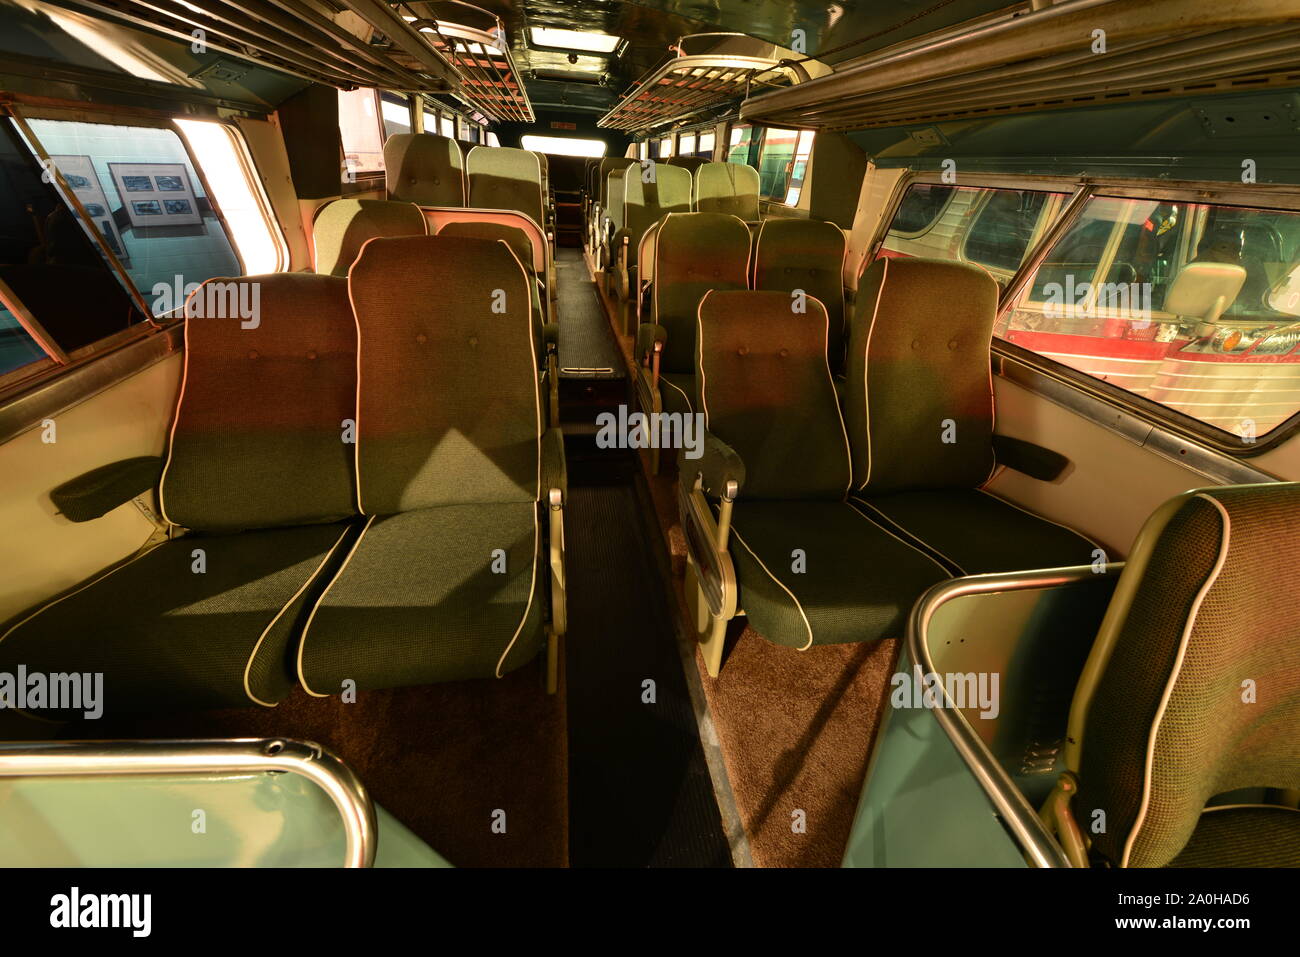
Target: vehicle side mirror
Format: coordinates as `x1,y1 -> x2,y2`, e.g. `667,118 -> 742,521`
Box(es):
1164,261 -> 1247,325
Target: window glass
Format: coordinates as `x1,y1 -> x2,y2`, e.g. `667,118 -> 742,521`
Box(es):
380,93 -> 412,139
678,133 -> 696,157
175,119 -> 286,275
0,304 -> 49,378
881,185 -> 1065,286
421,106 -> 439,135
998,194 -> 1300,438
520,135 -> 606,158
486,131 -> 501,147
782,130 -> 816,206
726,124 -> 753,166
658,136 -> 673,159
24,118 -> 239,322
338,89 -> 384,178
440,116 -> 455,139
697,131 -> 715,159
756,128 -> 800,200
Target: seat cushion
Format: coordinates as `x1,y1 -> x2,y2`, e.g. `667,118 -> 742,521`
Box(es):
1167,805 -> 1300,867
0,523 -> 355,715
297,502 -> 544,694
728,500 -> 948,649
851,488 -> 1098,576
660,370 -> 695,417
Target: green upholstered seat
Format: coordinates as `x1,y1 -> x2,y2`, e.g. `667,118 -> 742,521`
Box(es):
646,211 -> 751,415
312,199 -> 427,277
695,290 -> 948,649
435,220 -> 546,344
0,274 -> 361,713
1167,805 -> 1300,867
296,235 -> 551,692
845,256 -> 1096,574
1072,483 -> 1300,868
666,155 -> 708,174
383,132 -> 466,206
621,162 -> 692,273
752,218 -> 848,370
466,146 -> 545,229
694,162 -> 760,220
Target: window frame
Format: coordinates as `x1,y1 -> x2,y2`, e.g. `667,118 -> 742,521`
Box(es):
337,87 -> 386,190
871,169 -> 1300,456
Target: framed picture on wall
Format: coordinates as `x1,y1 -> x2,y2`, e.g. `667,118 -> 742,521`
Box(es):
48,154 -> 131,266
107,162 -> 203,227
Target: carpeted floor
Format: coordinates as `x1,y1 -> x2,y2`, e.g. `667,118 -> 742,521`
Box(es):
50,657 -> 569,868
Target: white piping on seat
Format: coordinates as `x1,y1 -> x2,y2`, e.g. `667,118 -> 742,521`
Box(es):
295,515 -> 375,697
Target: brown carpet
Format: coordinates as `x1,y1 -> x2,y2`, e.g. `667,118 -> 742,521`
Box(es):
49,656 -> 568,868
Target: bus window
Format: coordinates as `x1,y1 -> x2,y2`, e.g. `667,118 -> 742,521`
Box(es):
22,117 -> 240,320
678,133 -> 696,157
781,131 -> 815,205
697,131 -> 716,159
421,104 -> 439,135
338,88 -> 385,179
658,135 -> 673,158
887,184 -> 955,235
726,124 -> 754,166
440,115 -> 456,139
756,127 -> 799,200
520,135 -> 606,158
1000,194 -> 1300,437
380,93 -> 412,139
963,189 -> 1058,273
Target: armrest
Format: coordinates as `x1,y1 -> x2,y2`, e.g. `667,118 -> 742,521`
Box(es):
541,426 -> 567,505
992,435 -> 1070,482
50,455 -> 164,523
680,432 -> 745,501
635,323 -> 668,362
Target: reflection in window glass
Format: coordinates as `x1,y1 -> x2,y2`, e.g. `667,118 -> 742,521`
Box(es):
0,303 -> 49,377
24,118 -> 239,321
380,93 -> 412,139
338,89 -> 384,177
520,135 -> 606,158
999,194 -> 1300,437
888,184 -> 954,235
964,189 -> 1055,272
783,131 -> 816,206
727,125 -> 753,166
697,132 -> 715,159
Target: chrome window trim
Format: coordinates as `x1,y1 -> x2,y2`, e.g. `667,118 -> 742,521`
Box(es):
0,738 -> 378,867
0,323 -> 182,445
907,566 -> 1124,869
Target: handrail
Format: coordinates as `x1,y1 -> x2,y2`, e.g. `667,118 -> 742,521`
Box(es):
0,738 -> 378,867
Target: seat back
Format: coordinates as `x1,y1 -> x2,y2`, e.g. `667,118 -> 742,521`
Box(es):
697,290 -> 850,500
347,235 -> 541,514
436,220 -> 534,276
160,274 -> 357,530
845,257 -> 998,495
652,212 -> 750,373
667,155 -> 708,174
312,199 -> 427,276
467,146 -> 545,228
1072,482 -> 1300,867
695,162 -> 760,219
753,219 -> 848,368
383,133 -> 466,206
597,156 -> 636,211
605,168 -> 628,237
623,162 -> 692,257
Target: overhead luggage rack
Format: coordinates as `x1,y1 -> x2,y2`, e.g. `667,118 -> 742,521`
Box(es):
43,0 -> 462,92
739,0 -> 1300,131
597,33 -> 830,134
392,0 -> 534,123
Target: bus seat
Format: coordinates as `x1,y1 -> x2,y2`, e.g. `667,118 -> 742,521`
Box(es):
617,163 -> 692,291
752,219 -> 849,373
667,156 -> 708,174
694,162 -> 760,220
1064,482 -> 1300,867
296,236 -> 567,694
681,290 -> 948,674
466,146 -> 546,233
383,132 -> 466,206
591,157 -> 636,259
0,275 -> 361,714
599,167 -> 628,273
637,212 -> 750,468
312,199 -> 427,276
845,257 -> 1098,574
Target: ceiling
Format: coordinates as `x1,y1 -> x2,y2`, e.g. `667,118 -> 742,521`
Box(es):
467,0 -> 1016,115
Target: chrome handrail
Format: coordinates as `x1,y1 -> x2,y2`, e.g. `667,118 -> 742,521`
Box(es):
0,738 -> 378,867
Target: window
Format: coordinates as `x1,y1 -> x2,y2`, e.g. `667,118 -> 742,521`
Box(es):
520,135 -> 606,158
781,130 -> 816,206
486,131 -> 501,147
756,127 -> 803,201
881,185 -> 1065,284
998,193 -> 1300,438
678,133 -> 696,157
637,140 -> 648,160
529,27 -> 622,53
726,124 -> 754,166
658,136 -> 674,159
421,105 -> 439,135
23,117 -> 240,321
338,88 -> 384,178
440,115 -> 455,139
175,119 -> 287,275
697,131 -> 716,160
887,184 -> 955,235
380,93 -> 412,139
0,304 -> 52,379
